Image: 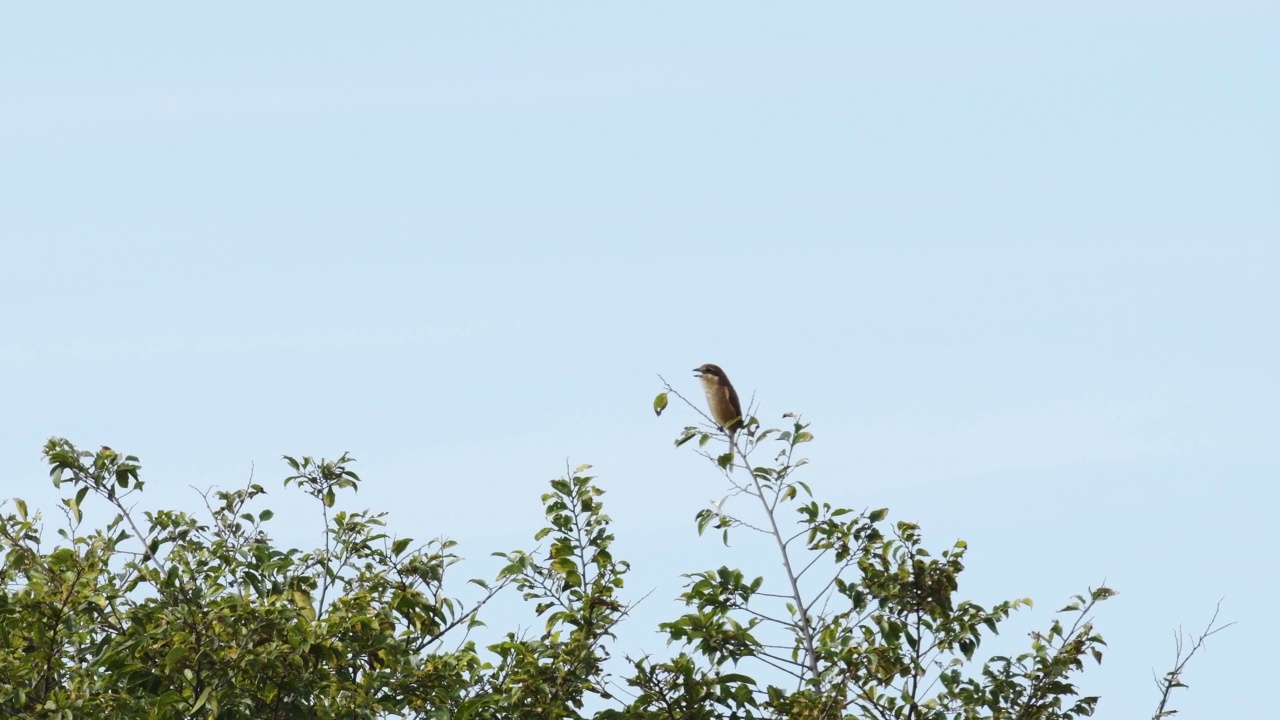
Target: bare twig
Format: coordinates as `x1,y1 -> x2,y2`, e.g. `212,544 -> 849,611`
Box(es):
1151,599 -> 1235,720
424,578 -> 511,647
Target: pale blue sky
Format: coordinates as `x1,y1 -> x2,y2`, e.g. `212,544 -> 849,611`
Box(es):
2,3 -> 1276,717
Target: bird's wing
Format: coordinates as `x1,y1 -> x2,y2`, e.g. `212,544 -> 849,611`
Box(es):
724,383 -> 743,428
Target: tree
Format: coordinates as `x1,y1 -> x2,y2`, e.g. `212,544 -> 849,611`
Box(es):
634,383 -> 1111,720
0,392 -> 1223,718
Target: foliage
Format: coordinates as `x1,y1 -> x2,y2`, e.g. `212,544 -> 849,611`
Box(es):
0,442 -> 496,719
0,391 -> 1219,718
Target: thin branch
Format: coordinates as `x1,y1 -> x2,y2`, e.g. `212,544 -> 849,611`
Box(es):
656,376 -> 721,432
785,526 -> 811,547
749,471 -> 820,679
795,547 -> 831,582
315,493 -> 333,617
741,605 -> 800,629
1151,599 -> 1235,720
423,578 -> 511,647
753,650 -> 808,680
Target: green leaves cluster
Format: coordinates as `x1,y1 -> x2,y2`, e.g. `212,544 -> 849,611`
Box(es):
0,410 -> 1163,718
1,440 -> 492,719
483,467 -> 629,718
619,405 -> 1115,720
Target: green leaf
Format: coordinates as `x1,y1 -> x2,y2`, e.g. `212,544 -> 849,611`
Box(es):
164,645 -> 188,671
696,510 -> 713,536
292,589 -> 316,621
550,557 -> 578,576
190,687 -> 212,712
63,496 -> 82,524
653,392 -> 669,416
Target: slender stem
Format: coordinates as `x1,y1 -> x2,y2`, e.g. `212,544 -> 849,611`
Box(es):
749,471 -> 820,679
316,501 -> 331,616
1151,600 -> 1235,720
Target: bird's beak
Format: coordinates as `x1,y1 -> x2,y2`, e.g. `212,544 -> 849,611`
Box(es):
692,368 -> 703,376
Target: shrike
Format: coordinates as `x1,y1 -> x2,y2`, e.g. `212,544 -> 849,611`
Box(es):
693,363 -> 744,450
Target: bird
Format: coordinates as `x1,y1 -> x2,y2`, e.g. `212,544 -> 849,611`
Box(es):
693,363 -> 744,451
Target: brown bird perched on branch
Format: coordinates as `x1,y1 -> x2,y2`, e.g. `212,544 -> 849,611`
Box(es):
694,364 -> 744,450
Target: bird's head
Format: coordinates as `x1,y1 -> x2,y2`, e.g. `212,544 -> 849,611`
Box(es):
693,363 -> 730,388
693,363 -> 725,378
